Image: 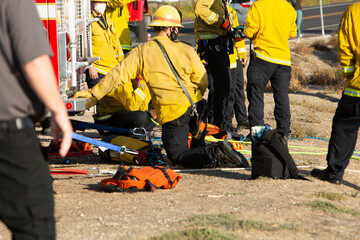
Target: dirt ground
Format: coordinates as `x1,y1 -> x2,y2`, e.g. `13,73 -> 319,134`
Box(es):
1,37 -> 360,240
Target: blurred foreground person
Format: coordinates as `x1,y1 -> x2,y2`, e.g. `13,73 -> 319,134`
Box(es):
0,1 -> 72,238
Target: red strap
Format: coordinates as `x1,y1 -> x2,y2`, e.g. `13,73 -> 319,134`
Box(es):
50,168 -> 89,175
48,150 -> 93,159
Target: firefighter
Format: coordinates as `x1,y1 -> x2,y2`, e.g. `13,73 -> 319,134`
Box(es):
228,6 -> 249,134
194,0 -> 237,132
311,2 -> 360,184
244,0 -> 297,143
87,0 -> 124,88
93,76 -> 155,131
75,5 -> 246,168
106,0 -> 135,54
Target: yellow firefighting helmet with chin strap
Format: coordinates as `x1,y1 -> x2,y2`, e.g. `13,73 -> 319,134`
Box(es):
148,5 -> 184,28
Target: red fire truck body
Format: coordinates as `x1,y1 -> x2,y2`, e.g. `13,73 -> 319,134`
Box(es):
35,0 -> 148,113
128,0 -> 149,43
35,0 -> 98,113
36,0 -> 60,79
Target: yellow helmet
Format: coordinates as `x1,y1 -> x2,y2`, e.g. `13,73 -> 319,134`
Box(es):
148,5 -> 184,28
91,0 -> 109,2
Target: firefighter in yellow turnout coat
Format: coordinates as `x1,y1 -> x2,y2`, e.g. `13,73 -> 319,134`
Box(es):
87,0 -> 124,88
228,6 -> 249,133
94,78 -> 154,131
311,2 -> 360,184
194,0 -> 237,132
76,5 -> 247,168
244,0 -> 297,140
106,0 -> 135,53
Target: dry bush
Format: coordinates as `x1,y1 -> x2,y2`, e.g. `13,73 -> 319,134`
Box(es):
307,68 -> 344,91
293,43 -> 313,55
289,75 -> 303,92
290,66 -> 307,90
264,81 -> 272,91
290,122 -> 306,139
327,33 -> 338,47
311,40 -> 331,52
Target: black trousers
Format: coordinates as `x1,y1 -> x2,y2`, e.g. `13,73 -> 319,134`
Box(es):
162,100 -> 218,168
0,121 -> 55,239
246,57 -> 291,136
199,38 -> 235,132
95,111 -> 155,132
326,94 -> 360,179
86,69 -> 105,89
230,59 -> 248,123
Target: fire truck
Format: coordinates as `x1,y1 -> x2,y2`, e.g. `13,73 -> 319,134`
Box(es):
35,0 -> 98,114
128,0 -> 149,43
35,0 -> 149,115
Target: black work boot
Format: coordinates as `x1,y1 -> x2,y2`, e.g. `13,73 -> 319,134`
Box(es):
216,140 -> 249,167
237,120 -> 250,130
310,168 -> 342,185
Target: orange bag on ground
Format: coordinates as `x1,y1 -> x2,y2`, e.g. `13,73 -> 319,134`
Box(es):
101,165 -> 182,192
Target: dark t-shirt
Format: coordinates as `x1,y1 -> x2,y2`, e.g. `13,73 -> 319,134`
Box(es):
0,0 -> 52,120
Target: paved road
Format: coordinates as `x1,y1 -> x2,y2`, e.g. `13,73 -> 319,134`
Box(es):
301,1 -> 357,36
147,1 -> 357,47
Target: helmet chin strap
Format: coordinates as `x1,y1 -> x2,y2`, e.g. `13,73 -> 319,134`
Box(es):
169,27 -> 179,41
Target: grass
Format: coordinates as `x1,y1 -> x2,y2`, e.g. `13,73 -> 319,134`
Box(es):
314,191 -> 347,201
304,127 -> 319,138
290,99 -> 335,113
152,228 -> 235,240
153,213 -> 304,240
306,200 -> 360,216
293,43 -> 314,55
185,213 -> 302,232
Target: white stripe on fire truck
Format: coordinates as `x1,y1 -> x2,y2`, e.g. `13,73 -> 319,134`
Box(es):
36,3 -> 56,20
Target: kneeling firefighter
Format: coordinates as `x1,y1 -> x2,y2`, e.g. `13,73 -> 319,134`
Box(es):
93,76 -> 155,132
75,5 -> 247,168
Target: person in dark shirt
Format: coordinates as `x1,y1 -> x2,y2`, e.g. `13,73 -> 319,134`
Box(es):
0,1 -> 72,238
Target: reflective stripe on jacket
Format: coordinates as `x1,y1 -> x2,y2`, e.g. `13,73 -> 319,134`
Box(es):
98,79 -> 151,116
337,2 -> 360,97
106,0 -> 134,51
194,0 -> 228,40
91,13 -> 124,75
244,0 -> 297,66
228,6 -> 246,69
91,36 -> 207,125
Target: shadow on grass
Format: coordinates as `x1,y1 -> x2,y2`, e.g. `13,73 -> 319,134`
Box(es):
176,168 -> 251,181
290,89 -> 340,103
301,169 -> 360,191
